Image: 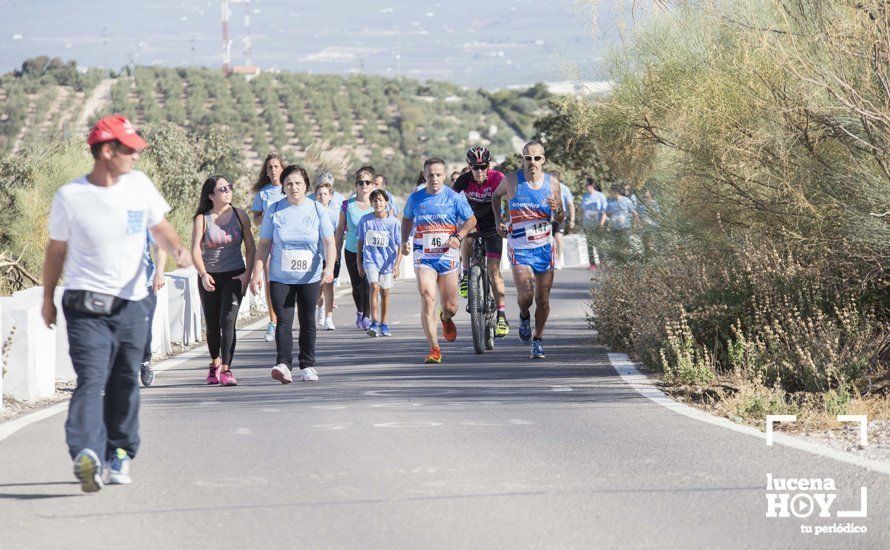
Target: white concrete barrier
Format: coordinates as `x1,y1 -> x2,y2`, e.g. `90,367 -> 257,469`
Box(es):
149,285 -> 173,357
13,286 -> 75,381
0,295 -> 56,402
400,250 -> 416,281
165,267 -> 203,346
561,234 -> 590,267
251,277 -> 268,313
237,280 -> 252,320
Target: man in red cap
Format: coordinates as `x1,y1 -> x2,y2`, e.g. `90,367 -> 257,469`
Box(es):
41,114 -> 191,493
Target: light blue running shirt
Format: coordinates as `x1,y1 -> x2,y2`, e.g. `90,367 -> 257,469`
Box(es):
356,213 -> 402,274
607,195 -> 636,230
560,182 -> 573,213
581,190 -> 607,227
260,199 -> 333,285
251,183 -> 285,217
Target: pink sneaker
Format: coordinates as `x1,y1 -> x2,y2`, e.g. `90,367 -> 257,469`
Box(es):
219,369 -> 238,386
206,363 -> 220,385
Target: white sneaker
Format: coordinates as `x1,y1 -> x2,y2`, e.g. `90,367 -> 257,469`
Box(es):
316,306 -> 324,326
271,363 -> 292,384
324,316 -> 336,330
264,322 -> 276,343
300,367 -> 319,382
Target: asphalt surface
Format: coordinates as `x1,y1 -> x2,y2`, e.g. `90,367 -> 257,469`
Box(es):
0,267 -> 887,549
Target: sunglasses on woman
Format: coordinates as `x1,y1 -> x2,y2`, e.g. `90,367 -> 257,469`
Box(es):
356,179 -> 373,186
214,185 -> 233,193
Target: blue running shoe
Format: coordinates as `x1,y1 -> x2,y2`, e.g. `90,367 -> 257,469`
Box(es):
379,323 -> 392,337
73,448 -> 103,493
518,316 -> 532,345
367,321 -> 380,337
107,448 -> 132,485
531,339 -> 545,359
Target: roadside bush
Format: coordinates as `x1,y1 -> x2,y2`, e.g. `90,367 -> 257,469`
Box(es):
580,0 -> 889,407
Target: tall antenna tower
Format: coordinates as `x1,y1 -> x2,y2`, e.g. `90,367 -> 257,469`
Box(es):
221,0 -> 253,75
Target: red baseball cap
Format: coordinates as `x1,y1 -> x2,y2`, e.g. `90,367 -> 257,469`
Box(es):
87,114 -> 147,150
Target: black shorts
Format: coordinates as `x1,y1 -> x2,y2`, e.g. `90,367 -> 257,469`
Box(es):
552,221 -> 565,234
473,233 -> 502,259
322,259 -> 342,279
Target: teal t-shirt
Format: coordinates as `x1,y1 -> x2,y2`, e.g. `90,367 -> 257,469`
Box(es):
341,197 -> 374,253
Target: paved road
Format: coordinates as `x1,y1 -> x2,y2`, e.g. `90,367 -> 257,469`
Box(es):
1,268 -> 887,549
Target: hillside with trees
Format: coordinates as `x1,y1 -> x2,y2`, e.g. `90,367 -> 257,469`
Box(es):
1,62 -> 550,190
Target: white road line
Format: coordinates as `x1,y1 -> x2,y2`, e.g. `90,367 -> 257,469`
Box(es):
607,352 -> 890,477
373,421 -> 443,428
551,386 -> 573,392
0,402 -> 69,443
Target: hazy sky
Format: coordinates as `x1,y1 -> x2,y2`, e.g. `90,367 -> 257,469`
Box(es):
0,0 -> 637,87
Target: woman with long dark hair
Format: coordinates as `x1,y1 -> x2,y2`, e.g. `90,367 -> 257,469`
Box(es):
191,176 -> 256,386
251,152 -> 285,343
335,166 -> 375,331
250,164 -> 336,383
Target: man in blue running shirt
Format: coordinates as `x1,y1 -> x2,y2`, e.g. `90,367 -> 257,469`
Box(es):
401,158 -> 476,364
492,141 -> 565,360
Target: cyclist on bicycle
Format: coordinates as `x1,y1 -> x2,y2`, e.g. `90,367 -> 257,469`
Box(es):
453,146 -> 510,337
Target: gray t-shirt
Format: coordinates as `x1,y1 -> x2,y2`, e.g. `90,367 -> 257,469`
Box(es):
202,210 -> 246,273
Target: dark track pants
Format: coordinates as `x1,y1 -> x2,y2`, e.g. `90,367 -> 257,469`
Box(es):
63,295 -> 149,462
270,280 -> 321,369
197,269 -> 245,366
344,249 -> 370,316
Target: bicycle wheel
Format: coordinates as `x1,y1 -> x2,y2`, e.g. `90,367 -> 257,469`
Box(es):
483,276 -> 495,350
468,264 -> 485,354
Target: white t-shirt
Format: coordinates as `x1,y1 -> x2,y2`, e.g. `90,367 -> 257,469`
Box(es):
48,170 -> 171,301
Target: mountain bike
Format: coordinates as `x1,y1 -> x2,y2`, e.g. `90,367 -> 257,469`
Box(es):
465,232 -> 496,354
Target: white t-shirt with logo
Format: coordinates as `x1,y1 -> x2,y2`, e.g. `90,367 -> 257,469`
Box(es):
48,170 -> 171,301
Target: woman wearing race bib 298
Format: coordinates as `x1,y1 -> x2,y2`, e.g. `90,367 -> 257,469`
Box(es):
250,164 -> 336,384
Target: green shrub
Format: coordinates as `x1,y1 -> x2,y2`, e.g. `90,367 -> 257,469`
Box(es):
579,0 -> 889,396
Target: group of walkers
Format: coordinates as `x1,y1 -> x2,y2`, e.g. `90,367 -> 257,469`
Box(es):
578,177 -> 661,269
39,113 -> 576,493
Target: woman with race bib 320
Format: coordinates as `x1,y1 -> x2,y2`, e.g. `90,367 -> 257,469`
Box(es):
250,165 -> 336,383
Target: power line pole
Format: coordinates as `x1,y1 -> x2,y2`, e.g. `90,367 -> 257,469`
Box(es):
221,0 -> 253,75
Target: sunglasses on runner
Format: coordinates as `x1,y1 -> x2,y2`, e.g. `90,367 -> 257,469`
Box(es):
470,164 -> 489,171
356,179 -> 373,186
523,155 -> 543,162
214,185 -> 233,193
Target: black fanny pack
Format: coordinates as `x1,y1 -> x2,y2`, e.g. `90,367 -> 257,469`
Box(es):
63,289 -> 120,316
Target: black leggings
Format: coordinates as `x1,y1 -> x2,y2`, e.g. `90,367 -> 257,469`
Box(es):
197,269 -> 244,366
270,280 -> 321,369
344,249 -> 370,316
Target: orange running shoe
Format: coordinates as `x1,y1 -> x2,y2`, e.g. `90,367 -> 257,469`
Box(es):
425,347 -> 442,364
441,315 -> 457,342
